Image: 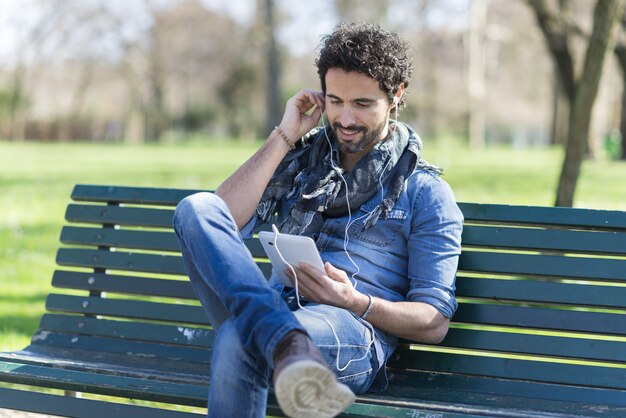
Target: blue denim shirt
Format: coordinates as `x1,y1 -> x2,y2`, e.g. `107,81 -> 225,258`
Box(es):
242,166 -> 463,391
244,167 -> 463,318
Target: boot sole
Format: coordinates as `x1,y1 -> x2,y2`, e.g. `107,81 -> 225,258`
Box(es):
274,359 -> 356,418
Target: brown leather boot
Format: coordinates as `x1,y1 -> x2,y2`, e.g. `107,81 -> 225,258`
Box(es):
272,330 -> 355,418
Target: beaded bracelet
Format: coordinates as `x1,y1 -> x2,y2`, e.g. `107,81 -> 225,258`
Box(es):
274,126 -> 295,150
360,294 -> 375,320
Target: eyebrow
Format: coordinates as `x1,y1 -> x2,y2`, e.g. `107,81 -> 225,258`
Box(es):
326,94 -> 377,104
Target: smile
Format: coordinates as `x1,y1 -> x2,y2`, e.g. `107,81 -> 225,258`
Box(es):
335,125 -> 365,140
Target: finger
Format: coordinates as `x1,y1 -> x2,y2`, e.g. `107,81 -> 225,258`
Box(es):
308,106 -> 323,124
284,267 -> 296,286
294,265 -> 329,299
311,91 -> 325,110
301,90 -> 325,113
299,91 -> 320,111
291,272 -> 316,300
298,262 -> 330,286
324,262 -> 350,283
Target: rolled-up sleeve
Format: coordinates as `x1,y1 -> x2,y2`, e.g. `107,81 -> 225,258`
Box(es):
239,213 -> 258,240
405,175 -> 463,318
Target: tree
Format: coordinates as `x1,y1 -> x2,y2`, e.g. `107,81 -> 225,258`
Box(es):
467,0 -> 489,149
527,0 -> 625,207
2,1 -> 63,141
263,0 -> 282,137
614,15 -> 626,160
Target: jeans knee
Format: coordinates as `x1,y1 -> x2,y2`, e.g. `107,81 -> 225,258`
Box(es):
173,192 -> 224,234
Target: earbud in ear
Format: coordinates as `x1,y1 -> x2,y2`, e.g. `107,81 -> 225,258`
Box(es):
393,96 -> 399,106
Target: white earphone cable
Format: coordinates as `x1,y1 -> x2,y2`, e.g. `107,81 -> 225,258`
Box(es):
271,111 -> 397,372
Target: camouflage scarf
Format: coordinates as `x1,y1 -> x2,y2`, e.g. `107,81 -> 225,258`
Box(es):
256,122 -> 441,236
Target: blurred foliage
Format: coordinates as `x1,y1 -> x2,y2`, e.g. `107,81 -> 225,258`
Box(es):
4,0 -> 622,148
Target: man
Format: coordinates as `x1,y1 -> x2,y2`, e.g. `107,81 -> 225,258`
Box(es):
173,22 -> 463,418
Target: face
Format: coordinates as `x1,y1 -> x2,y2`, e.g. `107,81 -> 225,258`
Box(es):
324,68 -> 393,165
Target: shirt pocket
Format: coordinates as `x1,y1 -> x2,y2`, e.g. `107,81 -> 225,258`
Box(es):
348,203 -> 408,247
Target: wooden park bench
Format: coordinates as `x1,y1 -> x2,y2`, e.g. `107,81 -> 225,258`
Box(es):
0,184 -> 625,417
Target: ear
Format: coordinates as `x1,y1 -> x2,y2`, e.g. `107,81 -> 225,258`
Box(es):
392,83 -> 405,108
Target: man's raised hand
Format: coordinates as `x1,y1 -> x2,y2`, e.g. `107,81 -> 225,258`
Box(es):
277,90 -> 325,142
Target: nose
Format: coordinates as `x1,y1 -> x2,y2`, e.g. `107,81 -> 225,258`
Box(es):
336,107 -> 357,127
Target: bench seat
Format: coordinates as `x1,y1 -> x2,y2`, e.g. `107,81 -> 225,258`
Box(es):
1,184 -> 625,417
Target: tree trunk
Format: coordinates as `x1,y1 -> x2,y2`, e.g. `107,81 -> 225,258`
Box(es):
264,0 -> 282,137
550,75 -> 569,145
8,65 -> 27,142
527,0 -> 577,103
555,0 -> 625,206
468,0 -> 489,149
615,45 -> 626,160
622,77 -> 626,160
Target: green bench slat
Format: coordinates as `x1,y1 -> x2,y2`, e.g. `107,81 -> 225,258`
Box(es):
68,185 -> 626,231
0,364 -> 484,418
55,248 -> 273,278
59,224 -> 270,262
392,350 -> 626,390
45,294 -> 209,325
46,287 -> 626,338
39,314 -> 215,348
38,314 -> 626,366
462,225 -> 626,255
71,184 -> 203,206
27,332 -> 211,366
0,381 -> 481,418
246,238 -> 268,258
0,351 -> 208,388
437,327 -> 626,363
60,226 -> 181,252
56,248 -> 186,275
339,403 -> 481,418
455,276 -> 626,309
52,271 -> 197,299
65,204 -> 175,228
459,251 -> 626,281
0,360 -> 207,407
257,261 -> 273,278
383,370 -> 626,411
458,202 -> 626,230
0,387 -> 202,418
453,303 -> 626,336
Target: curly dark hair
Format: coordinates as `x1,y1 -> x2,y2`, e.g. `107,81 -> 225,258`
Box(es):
315,22 -> 413,107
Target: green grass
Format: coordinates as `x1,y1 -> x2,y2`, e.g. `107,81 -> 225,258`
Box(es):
0,138 -> 624,355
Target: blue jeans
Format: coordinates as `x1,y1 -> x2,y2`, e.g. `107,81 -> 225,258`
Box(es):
173,193 -> 379,418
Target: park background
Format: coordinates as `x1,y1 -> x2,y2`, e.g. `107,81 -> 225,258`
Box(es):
0,0 -> 625,400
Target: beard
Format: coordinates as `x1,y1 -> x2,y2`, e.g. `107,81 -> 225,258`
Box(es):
332,119 -> 387,154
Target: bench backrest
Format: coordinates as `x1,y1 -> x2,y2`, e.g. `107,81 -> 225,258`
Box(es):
43,185 -> 626,397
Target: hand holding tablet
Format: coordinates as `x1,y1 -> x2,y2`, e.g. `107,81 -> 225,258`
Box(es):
258,229 -> 325,287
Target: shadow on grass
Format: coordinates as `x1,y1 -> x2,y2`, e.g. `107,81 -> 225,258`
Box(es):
0,315 -> 43,334
0,293 -> 48,338
0,294 -> 48,305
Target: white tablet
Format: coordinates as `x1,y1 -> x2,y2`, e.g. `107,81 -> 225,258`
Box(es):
258,230 -> 325,287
